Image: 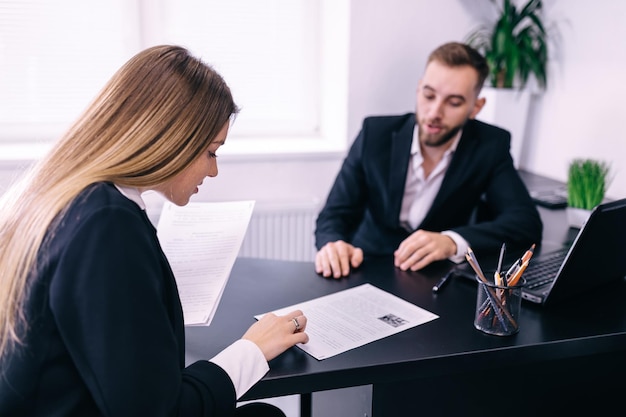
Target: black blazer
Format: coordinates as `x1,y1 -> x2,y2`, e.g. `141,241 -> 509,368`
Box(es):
315,113 -> 543,257
0,183 -> 237,417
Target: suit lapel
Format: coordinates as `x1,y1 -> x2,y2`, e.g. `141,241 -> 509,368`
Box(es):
388,116 -> 415,224
425,120 -> 479,219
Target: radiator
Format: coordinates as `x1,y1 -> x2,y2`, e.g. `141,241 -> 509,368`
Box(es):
239,200 -> 320,262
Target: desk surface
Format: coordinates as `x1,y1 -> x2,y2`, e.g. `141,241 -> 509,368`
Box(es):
186,214 -> 626,402
185,171 -> 626,411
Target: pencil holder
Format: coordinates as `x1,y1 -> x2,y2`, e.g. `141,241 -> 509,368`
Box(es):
474,275 -> 525,336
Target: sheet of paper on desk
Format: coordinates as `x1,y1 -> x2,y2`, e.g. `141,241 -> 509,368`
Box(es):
157,200 -> 255,326
256,283 -> 439,360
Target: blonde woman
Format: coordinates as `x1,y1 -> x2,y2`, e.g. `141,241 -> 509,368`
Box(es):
0,45 -> 308,417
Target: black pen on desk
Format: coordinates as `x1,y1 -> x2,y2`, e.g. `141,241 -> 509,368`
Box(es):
432,270 -> 454,293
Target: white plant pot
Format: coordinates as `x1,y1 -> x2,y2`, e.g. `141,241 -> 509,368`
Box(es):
566,206 -> 592,229
476,87 -> 536,169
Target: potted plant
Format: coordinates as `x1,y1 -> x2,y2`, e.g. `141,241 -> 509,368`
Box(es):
566,158 -> 611,228
464,0 -> 558,167
465,0 -> 550,90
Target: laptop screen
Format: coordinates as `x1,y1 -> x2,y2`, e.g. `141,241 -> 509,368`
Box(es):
543,198 -> 626,305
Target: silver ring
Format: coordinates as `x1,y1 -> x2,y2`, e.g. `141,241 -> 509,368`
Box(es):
292,317 -> 301,332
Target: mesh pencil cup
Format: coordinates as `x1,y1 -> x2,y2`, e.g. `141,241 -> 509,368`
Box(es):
474,275 -> 526,336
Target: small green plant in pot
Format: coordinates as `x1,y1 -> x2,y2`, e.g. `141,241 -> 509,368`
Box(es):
567,159 -> 611,209
566,158 -> 611,228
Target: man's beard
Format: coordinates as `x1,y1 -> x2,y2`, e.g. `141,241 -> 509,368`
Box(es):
418,120 -> 465,148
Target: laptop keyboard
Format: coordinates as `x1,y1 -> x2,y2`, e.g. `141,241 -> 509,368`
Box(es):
522,248 -> 569,289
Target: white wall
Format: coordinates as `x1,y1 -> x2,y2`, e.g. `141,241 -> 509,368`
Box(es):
346,0 -> 625,200
347,0 -> 489,140
2,0 -> 624,208
523,1 -> 626,199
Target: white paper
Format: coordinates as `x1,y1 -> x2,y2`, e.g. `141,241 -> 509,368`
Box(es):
256,283 -> 439,360
157,200 -> 255,325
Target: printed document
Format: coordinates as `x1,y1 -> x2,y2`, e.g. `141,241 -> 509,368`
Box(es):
256,283 -> 439,360
157,200 -> 254,326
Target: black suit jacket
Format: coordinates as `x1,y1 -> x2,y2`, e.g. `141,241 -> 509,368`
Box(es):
315,113 -> 543,257
0,183 -> 237,417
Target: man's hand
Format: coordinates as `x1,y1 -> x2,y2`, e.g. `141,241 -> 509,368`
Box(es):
394,230 -> 457,271
315,240 -> 364,278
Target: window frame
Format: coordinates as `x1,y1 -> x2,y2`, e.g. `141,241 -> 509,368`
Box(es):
0,0 -> 349,163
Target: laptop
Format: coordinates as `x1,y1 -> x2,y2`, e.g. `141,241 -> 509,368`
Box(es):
519,198 -> 626,305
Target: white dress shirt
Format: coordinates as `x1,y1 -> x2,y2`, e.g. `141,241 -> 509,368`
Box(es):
398,127 -> 468,263
115,185 -> 268,399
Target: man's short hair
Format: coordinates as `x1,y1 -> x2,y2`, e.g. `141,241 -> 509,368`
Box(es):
427,42 -> 489,93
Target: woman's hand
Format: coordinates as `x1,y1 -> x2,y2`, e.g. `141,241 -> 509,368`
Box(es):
242,309 -> 309,361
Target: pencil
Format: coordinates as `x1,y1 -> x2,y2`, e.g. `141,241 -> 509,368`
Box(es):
466,247 -> 487,282
505,259 -> 521,282
508,259 -> 529,286
504,243 -> 535,284
522,243 -> 536,263
502,243 -> 535,286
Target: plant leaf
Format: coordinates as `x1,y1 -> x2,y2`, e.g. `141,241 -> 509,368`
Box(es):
464,0 -> 553,90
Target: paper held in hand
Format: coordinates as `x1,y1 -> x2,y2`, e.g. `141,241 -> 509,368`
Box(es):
156,200 -> 255,326
257,283 -> 439,360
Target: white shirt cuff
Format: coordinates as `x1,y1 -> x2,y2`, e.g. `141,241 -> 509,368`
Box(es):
441,230 -> 469,264
209,339 -> 269,399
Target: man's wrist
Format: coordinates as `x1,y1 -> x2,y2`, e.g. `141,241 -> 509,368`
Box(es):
441,230 -> 468,263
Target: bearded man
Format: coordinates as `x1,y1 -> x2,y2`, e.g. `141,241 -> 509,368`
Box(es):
314,42 -> 542,278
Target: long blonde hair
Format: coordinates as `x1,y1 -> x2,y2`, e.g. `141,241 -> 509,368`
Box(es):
0,45 -> 238,360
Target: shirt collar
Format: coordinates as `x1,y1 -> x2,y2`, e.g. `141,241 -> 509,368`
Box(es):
114,184 -> 147,210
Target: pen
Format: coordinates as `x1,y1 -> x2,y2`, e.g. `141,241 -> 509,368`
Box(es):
432,270 -> 454,293
504,243 -> 535,284
505,258 -> 521,281
508,259 -> 529,286
495,243 -> 506,287
504,243 -> 535,286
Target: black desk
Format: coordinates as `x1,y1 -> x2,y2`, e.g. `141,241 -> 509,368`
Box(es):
185,175 -> 626,417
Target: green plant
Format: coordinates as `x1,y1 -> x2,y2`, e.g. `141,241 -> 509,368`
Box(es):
567,159 -> 611,210
465,0 -> 550,90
